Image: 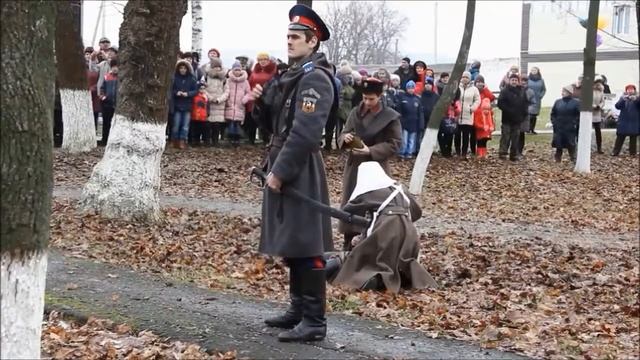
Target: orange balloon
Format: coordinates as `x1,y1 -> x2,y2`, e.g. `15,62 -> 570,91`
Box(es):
597,17 -> 609,30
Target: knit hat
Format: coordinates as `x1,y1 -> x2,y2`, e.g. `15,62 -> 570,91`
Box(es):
402,57 -> 411,64
256,52 -> 269,60
339,64 -> 353,75
462,71 -> 472,78
475,75 -> 485,83
406,80 -> 416,89
562,84 -> 574,94
232,61 -> 242,70
210,57 -> 222,69
358,68 -> 369,77
508,73 -> 520,79
425,77 -> 435,85
414,60 -> 427,69
351,70 -> 362,82
390,74 -> 400,83
208,48 -> 220,57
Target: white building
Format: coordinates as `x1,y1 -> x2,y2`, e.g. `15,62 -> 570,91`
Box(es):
521,0 -> 639,106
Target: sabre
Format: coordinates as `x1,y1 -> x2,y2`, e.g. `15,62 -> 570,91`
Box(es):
249,167 -> 370,227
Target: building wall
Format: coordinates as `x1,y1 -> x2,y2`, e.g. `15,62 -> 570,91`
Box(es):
528,59 -> 639,107
527,0 -> 638,53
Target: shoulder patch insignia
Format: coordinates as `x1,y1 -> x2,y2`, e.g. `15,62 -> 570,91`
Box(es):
301,96 -> 317,113
302,61 -> 315,73
300,87 -> 321,99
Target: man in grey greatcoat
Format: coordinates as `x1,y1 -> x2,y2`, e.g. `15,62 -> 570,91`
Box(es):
249,4 -> 336,343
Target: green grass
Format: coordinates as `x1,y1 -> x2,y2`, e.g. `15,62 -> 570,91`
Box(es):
492,107 -> 551,131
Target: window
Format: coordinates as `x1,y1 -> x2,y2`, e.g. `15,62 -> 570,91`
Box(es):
613,5 -> 631,35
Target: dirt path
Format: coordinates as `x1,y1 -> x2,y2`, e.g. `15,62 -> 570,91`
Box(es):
54,186 -> 635,249
46,251 -> 527,359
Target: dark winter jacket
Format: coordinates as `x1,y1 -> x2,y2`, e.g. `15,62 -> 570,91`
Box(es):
527,76 -> 546,115
497,85 -> 529,125
420,90 -> 440,126
171,60 -> 198,113
393,66 -> 418,90
436,79 -> 447,95
99,72 -> 118,109
469,65 -> 480,81
352,84 -> 364,108
615,96 -> 640,136
397,92 -> 424,133
382,89 -> 399,110
550,96 -> 580,148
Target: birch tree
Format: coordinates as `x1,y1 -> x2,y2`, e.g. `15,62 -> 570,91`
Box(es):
191,0 -> 203,59
56,0 -> 97,153
1,1 -> 55,358
409,0 -> 476,195
80,0 -> 187,221
574,0 -> 599,173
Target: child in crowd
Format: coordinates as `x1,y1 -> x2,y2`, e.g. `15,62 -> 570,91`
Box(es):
202,57 -> 228,146
190,82 -> 209,146
473,75 -> 496,158
397,81 -> 423,159
224,61 -> 252,148
171,60 -> 198,149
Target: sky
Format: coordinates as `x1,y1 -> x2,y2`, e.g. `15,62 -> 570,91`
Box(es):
82,0 -> 522,67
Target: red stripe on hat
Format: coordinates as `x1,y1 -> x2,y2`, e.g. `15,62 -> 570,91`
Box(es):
294,15 -> 321,40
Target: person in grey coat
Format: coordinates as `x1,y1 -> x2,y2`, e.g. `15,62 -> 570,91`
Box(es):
550,85 -> 580,162
251,4 -> 336,343
519,76 -> 537,155
527,67 -> 546,134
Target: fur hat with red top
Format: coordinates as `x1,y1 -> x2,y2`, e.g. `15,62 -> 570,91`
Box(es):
288,4 -> 330,41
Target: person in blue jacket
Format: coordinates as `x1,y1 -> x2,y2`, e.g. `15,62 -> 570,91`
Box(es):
171,60 -> 198,149
397,80 -> 424,159
611,84 -> 640,156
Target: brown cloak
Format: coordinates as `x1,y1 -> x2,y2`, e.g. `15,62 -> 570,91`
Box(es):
331,185 -> 438,293
336,103 -> 402,235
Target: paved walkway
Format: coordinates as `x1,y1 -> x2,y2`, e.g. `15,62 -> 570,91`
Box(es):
46,251 -> 527,359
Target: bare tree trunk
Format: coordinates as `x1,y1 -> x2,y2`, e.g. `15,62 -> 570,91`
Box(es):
574,0 -> 599,173
410,0 -> 476,195
191,0 -> 203,59
1,1 -> 55,358
297,0 -> 312,7
80,0 -> 187,222
57,0 -> 96,153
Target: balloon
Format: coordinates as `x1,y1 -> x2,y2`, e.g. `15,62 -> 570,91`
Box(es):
597,16 -> 609,30
596,33 -> 603,47
579,18 -> 588,29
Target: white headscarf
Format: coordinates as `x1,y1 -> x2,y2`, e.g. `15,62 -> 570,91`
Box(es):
349,162 -> 396,202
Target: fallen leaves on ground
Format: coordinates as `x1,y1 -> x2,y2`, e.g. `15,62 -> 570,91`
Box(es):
42,311 -> 237,359
50,199 -> 639,359
54,136 -> 639,233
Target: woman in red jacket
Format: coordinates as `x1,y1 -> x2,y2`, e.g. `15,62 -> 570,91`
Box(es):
473,75 -> 496,158
245,52 -> 277,144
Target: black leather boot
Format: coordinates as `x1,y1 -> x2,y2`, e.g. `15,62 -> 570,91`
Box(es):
265,267 -> 302,329
278,267 -> 326,342
324,255 -> 343,282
